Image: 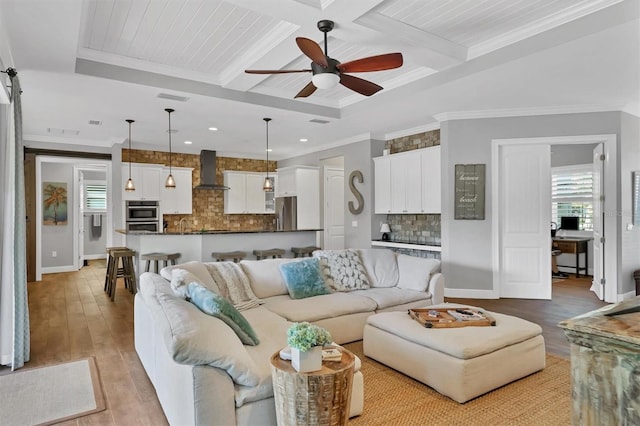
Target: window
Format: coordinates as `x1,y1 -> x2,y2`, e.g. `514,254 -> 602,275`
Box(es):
82,180 -> 107,212
551,165 -> 593,231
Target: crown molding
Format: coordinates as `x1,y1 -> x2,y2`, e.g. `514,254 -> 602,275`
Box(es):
384,122 -> 440,141
434,104 -> 626,122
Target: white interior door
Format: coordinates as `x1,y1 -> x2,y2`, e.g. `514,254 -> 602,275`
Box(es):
77,169 -> 84,269
323,167 -> 344,250
499,144 -> 551,299
591,144 -> 605,300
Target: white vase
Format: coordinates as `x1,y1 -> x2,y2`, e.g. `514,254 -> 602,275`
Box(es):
290,346 -> 322,373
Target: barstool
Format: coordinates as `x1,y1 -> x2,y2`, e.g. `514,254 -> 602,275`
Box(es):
140,252 -> 181,273
253,248 -> 285,260
104,246 -> 129,293
212,251 -> 247,263
105,248 -> 136,301
291,246 -> 320,258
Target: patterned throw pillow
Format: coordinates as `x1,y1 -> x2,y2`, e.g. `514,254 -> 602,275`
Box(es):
279,258 -> 330,299
313,249 -> 370,292
188,282 -> 260,346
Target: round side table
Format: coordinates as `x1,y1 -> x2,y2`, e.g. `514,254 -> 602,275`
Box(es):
270,347 -> 355,426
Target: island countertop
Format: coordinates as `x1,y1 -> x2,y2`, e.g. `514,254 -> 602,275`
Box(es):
116,228 -> 323,235
122,228 -> 322,273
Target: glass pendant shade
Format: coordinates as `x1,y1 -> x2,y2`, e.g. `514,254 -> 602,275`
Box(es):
263,117 -> 273,192
124,119 -> 136,192
312,73 -> 340,89
165,108 -> 176,189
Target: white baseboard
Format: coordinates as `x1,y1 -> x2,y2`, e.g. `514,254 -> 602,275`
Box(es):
444,288 -> 499,299
41,265 -> 76,274
617,290 -> 637,302
83,254 -> 107,260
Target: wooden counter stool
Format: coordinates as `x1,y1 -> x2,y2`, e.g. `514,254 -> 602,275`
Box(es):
104,246 -> 129,293
212,251 -> 247,263
291,246 -> 320,258
141,252 -> 181,273
253,248 -> 285,260
105,248 -> 136,301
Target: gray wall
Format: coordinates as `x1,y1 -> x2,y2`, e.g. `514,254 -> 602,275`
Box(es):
620,112 -> 640,295
41,162 -> 74,268
279,138 -> 385,249
441,111 -> 628,294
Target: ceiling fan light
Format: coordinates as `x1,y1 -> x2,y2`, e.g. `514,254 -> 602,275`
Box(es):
312,73 -> 339,89
125,178 -> 136,192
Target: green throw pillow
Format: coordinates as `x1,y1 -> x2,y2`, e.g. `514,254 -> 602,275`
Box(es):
279,258 -> 330,299
187,282 -> 260,346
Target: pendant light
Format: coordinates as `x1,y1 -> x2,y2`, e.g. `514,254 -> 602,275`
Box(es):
263,118 -> 273,192
124,119 -> 136,192
165,108 -> 176,189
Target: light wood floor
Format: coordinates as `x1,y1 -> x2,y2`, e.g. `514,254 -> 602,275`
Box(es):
6,262 -> 606,425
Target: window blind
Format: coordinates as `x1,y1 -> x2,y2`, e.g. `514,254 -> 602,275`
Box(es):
83,181 -> 107,212
551,164 -> 593,231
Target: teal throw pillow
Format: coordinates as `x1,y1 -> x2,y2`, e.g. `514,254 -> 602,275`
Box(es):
279,258 -> 330,299
187,282 -> 260,346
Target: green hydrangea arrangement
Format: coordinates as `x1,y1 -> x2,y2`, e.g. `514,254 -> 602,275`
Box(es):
287,322 -> 332,352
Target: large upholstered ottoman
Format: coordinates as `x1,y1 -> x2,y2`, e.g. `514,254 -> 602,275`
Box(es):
363,305 -> 546,403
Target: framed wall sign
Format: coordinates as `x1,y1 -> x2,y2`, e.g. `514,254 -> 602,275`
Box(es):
454,164 -> 485,220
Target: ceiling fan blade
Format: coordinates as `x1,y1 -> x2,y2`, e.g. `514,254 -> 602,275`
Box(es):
245,69 -> 311,74
340,74 -> 383,96
337,53 -> 403,73
294,81 -> 317,98
296,37 -> 328,68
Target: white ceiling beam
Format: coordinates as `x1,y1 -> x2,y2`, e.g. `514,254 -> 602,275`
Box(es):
355,11 -> 467,70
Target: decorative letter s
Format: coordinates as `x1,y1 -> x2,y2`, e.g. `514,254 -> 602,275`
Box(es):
348,170 -> 364,215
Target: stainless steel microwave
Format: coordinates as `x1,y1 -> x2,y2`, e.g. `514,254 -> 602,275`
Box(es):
126,200 -> 159,222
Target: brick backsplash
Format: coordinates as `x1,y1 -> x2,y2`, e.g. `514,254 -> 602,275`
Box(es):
385,129 -> 440,154
383,128 -> 441,253
124,149 -> 276,233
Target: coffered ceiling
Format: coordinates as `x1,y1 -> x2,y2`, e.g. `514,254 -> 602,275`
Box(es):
0,0 -> 637,159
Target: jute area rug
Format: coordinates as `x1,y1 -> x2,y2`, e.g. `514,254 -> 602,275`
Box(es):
345,341 -> 571,426
0,357 -> 105,426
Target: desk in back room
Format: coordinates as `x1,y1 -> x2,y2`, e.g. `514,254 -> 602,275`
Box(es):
553,237 -> 592,277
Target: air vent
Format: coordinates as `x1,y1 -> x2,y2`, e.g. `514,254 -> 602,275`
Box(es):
157,93 -> 190,102
47,128 -> 80,136
309,118 -> 330,124
88,120 -> 102,125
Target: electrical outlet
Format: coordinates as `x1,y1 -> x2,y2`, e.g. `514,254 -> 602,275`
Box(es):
627,223 -> 634,231
352,221 -> 358,227
52,251 -> 57,257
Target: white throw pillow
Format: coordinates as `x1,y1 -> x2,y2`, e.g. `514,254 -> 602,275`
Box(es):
313,249 -> 370,292
162,261 -> 220,298
240,258 -> 292,299
396,254 -> 440,292
357,249 -> 399,288
204,262 -> 261,311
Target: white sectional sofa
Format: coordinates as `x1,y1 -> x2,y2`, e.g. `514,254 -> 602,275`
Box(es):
134,248 -> 444,425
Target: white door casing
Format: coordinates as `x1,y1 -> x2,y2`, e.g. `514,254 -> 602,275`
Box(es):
323,167 -> 344,250
77,168 -> 84,269
591,144 -> 605,300
498,144 -> 552,299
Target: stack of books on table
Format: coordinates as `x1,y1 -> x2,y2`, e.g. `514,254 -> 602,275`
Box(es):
322,348 -> 342,361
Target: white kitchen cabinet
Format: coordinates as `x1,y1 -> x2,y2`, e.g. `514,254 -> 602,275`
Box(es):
160,167 -> 193,214
122,163 -> 162,201
374,156 -> 392,214
276,166 -> 320,228
420,145 -> 441,213
223,171 -> 274,214
373,146 -> 441,214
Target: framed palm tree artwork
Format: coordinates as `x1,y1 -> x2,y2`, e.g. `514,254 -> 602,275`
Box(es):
43,182 -> 68,225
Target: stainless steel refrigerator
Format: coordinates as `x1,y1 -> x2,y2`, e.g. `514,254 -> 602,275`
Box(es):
276,196 -> 297,230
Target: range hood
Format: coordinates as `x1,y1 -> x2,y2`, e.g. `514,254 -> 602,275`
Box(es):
194,150 -> 230,190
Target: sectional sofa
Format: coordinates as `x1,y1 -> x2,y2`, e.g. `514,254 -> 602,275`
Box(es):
134,248 -> 444,425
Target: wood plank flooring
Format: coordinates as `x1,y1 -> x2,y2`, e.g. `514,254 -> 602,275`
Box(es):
3,262 -> 607,425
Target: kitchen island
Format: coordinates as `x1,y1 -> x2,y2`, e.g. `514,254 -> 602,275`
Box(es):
118,229 -> 321,275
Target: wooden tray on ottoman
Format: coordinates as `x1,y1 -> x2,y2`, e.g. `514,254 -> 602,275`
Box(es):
409,307 -> 496,328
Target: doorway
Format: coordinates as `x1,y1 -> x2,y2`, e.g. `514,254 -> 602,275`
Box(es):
492,135 -> 617,303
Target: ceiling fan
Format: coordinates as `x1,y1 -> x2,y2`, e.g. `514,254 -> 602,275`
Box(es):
245,20 -> 403,98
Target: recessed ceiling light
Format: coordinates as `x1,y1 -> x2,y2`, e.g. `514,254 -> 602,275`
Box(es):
184,140 -> 192,145
208,127 -> 218,131
299,138 -> 308,142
